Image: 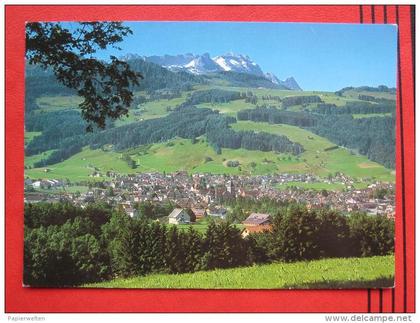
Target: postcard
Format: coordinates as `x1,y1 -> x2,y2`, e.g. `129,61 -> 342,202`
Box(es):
23,21 -> 397,289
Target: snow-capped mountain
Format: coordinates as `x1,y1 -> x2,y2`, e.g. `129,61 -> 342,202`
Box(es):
146,53 -> 197,69
183,53 -> 222,74
139,52 -> 264,76
212,53 -> 264,76
121,52 -> 302,90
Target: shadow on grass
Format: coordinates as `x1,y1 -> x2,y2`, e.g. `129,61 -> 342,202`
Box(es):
285,276 -> 394,289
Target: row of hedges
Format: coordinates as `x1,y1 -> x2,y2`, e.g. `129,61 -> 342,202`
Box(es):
250,205 -> 394,263
24,202 -> 394,286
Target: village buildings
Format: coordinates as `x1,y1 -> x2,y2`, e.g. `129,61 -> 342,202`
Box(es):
24,172 -> 396,219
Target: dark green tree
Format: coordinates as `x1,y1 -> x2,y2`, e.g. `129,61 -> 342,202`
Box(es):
278,205 -> 322,262
104,212 -> 139,277
165,226 -> 185,274
226,205 -> 246,223
183,227 -> 203,272
317,209 -> 350,258
202,220 -> 249,269
348,212 -> 395,257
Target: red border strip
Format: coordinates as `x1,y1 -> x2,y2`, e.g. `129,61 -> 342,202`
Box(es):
5,5 -> 415,313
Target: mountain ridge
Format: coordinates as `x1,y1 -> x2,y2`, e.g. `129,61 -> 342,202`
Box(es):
120,52 -> 302,91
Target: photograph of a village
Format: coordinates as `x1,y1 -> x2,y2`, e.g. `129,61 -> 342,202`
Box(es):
24,21 -> 396,288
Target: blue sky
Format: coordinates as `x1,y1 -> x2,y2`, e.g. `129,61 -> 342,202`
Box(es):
97,22 -> 397,92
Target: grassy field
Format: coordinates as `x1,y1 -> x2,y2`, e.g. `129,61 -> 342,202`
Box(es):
23,140 -> 282,180
85,255 -> 394,289
36,95 -> 82,112
340,89 -> 396,101
25,149 -> 56,168
32,86 -> 395,122
175,222 -> 212,234
353,113 -> 392,119
231,121 -> 394,182
134,138 -> 296,176
174,217 -> 215,234
115,93 -> 191,126
25,86 -> 395,183
35,91 -> 189,126
25,147 -> 136,181
24,138 -> 302,180
195,85 -> 355,110
197,99 -> 256,116
172,217 -> 245,234
24,131 -> 42,147
25,125 -> 394,183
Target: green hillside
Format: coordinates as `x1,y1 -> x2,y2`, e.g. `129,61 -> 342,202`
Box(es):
25,81 -> 396,183
25,147 -> 134,181
231,121 -> 394,181
339,88 -> 396,101
25,149 -> 56,168
36,95 -> 82,112
24,131 -> 41,147
85,255 -> 394,289
353,113 -> 392,119
25,138 -> 299,180
25,122 -> 393,183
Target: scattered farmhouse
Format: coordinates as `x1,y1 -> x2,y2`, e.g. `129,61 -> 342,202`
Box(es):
168,208 -> 191,224
241,213 -> 272,237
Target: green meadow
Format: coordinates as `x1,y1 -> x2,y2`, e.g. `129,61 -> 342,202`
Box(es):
231,121 -> 394,181
353,113 -> 392,119
341,89 -> 396,101
85,255 -> 394,289
25,149 -> 56,168
134,138 -> 299,175
24,131 -> 42,147
25,86 -> 395,184
25,147 -> 135,181
171,217 -> 245,234
115,92 -> 192,126
197,99 -> 256,117
25,123 -> 394,183
36,95 -> 82,112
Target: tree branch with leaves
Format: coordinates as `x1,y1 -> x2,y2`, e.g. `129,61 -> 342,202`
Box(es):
26,22 -> 142,131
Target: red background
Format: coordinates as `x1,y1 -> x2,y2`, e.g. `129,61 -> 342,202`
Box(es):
5,5 -> 415,313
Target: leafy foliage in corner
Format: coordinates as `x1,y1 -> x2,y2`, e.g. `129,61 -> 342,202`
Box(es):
26,22 -> 141,130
